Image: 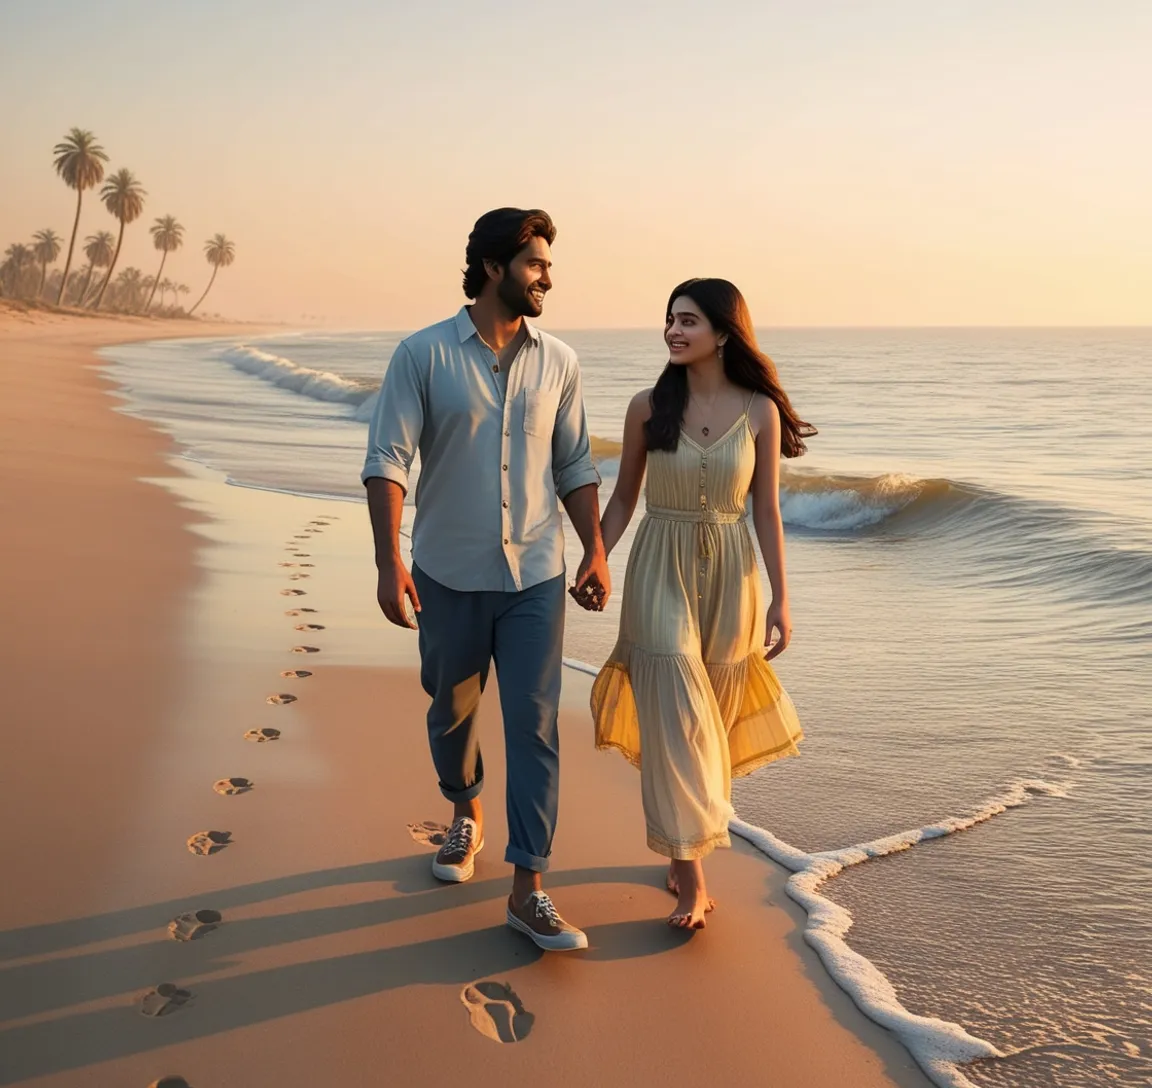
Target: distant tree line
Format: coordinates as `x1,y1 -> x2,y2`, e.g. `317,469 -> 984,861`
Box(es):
1,128 -> 236,317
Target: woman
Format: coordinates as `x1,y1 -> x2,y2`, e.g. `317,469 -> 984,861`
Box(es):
589,278 -> 814,929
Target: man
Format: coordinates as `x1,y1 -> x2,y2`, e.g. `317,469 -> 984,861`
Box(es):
363,208 -> 609,951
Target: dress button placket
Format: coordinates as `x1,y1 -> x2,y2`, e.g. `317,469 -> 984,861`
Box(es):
699,453 -> 710,579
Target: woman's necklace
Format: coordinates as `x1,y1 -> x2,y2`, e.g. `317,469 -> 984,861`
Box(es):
689,391 -> 721,437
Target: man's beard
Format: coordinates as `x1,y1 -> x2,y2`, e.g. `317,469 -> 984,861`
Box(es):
497,275 -> 544,318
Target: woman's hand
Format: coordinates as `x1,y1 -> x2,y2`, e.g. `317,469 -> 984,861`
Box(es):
570,547 -> 610,611
764,600 -> 792,662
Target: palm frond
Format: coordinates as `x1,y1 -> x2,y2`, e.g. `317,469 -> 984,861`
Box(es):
52,128 -> 109,191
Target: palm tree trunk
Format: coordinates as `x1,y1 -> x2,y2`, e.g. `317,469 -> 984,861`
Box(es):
77,264 -> 95,306
145,249 -> 168,313
188,264 -> 218,317
56,189 -> 84,305
92,220 -> 125,311
38,260 -> 48,299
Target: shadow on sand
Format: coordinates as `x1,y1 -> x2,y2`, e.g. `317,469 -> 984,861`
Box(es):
0,857 -> 685,1083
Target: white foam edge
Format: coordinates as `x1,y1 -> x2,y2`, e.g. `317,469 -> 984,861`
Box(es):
562,657 -> 601,677
729,776 -> 1070,1088
219,344 -> 376,407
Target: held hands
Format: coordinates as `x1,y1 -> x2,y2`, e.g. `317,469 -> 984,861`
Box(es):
764,600 -> 792,662
377,556 -> 421,630
569,548 -> 611,612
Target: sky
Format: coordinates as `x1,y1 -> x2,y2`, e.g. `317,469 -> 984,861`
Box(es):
2,1 -> 1150,328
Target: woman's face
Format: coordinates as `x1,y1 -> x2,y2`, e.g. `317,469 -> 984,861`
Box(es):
665,295 -> 724,366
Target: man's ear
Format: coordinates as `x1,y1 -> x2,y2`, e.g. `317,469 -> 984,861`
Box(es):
483,259 -> 503,284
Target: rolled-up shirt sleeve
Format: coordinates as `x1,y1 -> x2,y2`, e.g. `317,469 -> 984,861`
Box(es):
551,355 -> 601,499
361,340 -> 423,491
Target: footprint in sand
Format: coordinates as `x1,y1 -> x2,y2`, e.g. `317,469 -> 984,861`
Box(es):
187,831 -> 231,856
293,534 -> 309,540
460,982 -> 534,1043
292,552 -> 311,558
149,1078 -> 193,1088
285,608 -> 317,616
244,727 -> 280,743
278,561 -> 299,568
310,520 -> 330,526
298,562 -> 315,567
168,909 -> 222,942
213,777 -> 253,796
288,573 -> 310,580
280,588 -> 307,597
267,693 -> 297,704
294,623 -> 325,632
291,645 -> 320,654
407,820 -> 450,847
140,983 -> 193,1017
281,669 -> 312,679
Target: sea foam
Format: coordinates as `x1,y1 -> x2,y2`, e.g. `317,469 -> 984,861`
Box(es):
220,345 -> 377,408
730,777 -> 1069,1088
778,469 -> 963,532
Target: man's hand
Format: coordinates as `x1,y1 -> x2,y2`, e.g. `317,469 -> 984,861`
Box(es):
569,548 -> 611,612
377,556 -> 421,629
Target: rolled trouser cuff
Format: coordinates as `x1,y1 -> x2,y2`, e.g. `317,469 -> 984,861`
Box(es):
438,778 -> 484,802
505,844 -> 550,873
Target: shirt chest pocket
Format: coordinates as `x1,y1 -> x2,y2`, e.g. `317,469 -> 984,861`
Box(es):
522,388 -> 560,440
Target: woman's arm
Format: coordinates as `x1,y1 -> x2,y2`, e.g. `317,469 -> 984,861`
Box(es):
750,396 -> 792,660
599,389 -> 652,557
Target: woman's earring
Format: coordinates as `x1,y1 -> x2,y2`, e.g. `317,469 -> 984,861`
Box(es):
718,341 -> 725,362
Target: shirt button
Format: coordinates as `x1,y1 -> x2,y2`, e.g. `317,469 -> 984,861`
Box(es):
502,464 -> 508,471
504,430 -> 511,437
503,538 -> 509,545
492,364 -> 499,373
502,501 -> 508,508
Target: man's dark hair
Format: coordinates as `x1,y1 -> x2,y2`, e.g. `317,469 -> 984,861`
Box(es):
462,208 -> 556,299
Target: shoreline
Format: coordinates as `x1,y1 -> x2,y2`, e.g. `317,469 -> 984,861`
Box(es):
0,312 -> 931,1088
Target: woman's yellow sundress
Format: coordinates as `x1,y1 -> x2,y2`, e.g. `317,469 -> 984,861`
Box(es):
591,395 -> 803,860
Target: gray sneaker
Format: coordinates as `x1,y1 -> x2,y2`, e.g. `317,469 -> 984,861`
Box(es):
431,817 -> 484,883
505,891 -> 588,951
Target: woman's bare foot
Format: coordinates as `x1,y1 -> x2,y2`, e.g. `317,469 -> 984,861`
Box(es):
667,859 -> 710,929
666,862 -> 716,912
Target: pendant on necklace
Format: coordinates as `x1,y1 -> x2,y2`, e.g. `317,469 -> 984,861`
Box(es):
702,426 -> 710,436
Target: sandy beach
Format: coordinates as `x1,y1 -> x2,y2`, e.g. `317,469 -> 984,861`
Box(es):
0,308 -> 931,1087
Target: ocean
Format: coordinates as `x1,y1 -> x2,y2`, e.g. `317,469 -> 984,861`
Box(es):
99,326 -> 1152,1088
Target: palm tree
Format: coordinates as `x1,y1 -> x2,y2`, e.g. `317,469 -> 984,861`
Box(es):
1,243 -> 36,298
158,277 -> 174,308
143,215 -> 183,312
188,234 -> 235,316
112,266 -> 145,311
92,168 -> 146,310
78,230 -> 115,305
175,282 -> 190,312
57,267 -> 84,305
32,228 -> 63,299
52,129 -> 108,305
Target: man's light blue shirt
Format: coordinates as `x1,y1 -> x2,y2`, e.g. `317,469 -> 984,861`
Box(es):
362,307 -> 600,592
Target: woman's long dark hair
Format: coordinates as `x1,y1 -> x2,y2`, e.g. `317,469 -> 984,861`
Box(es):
644,278 -> 816,457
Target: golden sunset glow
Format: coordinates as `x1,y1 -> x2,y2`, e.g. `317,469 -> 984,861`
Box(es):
3,3 -> 1149,326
